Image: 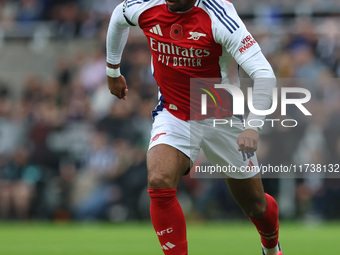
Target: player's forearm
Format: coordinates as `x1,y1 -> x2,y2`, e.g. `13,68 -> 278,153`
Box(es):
241,51 -> 276,131
106,3 -> 130,66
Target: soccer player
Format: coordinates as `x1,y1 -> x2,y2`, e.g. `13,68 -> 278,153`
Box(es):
106,0 -> 283,254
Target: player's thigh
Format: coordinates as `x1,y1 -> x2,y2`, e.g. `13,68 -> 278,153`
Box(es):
147,144 -> 190,189
225,174 -> 267,218
201,116 -> 259,179
147,109 -> 199,188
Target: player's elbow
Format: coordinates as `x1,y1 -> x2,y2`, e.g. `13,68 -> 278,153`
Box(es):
252,67 -> 276,80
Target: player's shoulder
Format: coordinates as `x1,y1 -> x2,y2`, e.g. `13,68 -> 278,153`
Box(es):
123,0 -> 164,20
200,0 -> 234,7
198,0 -> 240,34
123,0 -> 164,9
199,0 -> 236,13
123,0 -> 165,25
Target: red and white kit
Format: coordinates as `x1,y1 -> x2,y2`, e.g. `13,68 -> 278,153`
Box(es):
107,0 -> 276,178
107,1 -> 281,255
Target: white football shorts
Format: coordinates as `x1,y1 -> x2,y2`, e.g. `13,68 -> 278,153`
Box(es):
148,108 -> 259,179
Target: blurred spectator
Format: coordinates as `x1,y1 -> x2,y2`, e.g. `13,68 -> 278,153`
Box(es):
0,86 -> 27,156
311,137 -> 340,219
0,147 -> 41,219
114,141 -> 148,220
70,130 -> 123,220
17,0 -> 43,22
79,46 -> 106,93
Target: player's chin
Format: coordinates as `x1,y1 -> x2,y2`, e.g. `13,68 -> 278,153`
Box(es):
166,1 -> 180,11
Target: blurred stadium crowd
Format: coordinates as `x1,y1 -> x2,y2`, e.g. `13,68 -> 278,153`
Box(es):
0,0 -> 339,222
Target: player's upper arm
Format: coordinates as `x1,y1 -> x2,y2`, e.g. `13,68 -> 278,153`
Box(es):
110,2 -> 131,27
109,0 -> 142,27
122,0 -> 159,26
210,0 -> 261,65
122,0 -> 139,26
107,3 -> 131,65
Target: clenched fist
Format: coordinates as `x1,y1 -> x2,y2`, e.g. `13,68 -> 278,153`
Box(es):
237,129 -> 259,154
107,75 -> 128,100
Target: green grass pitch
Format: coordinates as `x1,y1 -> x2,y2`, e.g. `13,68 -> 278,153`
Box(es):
0,221 -> 338,254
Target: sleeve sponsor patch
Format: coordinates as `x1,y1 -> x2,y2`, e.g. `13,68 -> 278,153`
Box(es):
239,35 -> 257,53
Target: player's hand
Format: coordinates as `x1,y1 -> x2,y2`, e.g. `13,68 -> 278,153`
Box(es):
107,75 -> 128,100
237,129 -> 259,154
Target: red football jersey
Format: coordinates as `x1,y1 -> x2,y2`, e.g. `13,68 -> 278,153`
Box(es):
122,0 -> 261,120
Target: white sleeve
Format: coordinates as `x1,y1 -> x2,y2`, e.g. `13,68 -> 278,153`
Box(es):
106,3 -> 130,65
212,1 -> 261,65
240,51 -> 276,131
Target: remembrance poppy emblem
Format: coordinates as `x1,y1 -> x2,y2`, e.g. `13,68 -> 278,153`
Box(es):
170,24 -> 183,40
